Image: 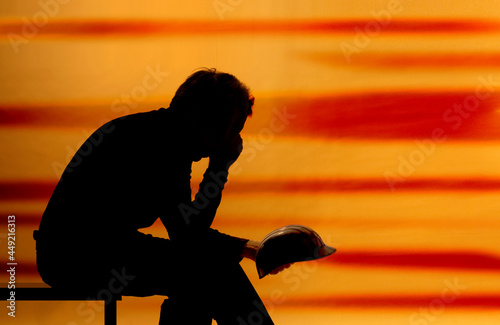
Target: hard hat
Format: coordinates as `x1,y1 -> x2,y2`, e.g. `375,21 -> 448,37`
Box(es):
255,225 -> 336,279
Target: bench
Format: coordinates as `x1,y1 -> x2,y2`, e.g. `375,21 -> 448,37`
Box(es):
1,286 -> 122,325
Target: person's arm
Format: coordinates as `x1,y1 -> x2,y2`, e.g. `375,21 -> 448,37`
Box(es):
162,135 -> 241,239
183,134 -> 243,229
188,159 -> 230,228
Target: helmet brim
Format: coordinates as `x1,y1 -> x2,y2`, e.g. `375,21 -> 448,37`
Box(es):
317,245 -> 337,259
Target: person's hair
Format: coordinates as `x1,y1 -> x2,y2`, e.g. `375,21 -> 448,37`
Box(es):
169,68 -> 254,127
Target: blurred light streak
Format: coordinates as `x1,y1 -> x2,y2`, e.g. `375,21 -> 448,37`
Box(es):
2,19 -> 500,39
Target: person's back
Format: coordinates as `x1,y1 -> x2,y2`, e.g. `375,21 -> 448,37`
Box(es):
40,108 -> 184,237
37,108 -> 196,289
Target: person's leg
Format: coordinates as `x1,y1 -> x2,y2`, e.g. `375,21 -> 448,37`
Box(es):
120,233 -> 216,324
207,260 -> 274,325
109,231 -> 274,324
159,298 -> 212,325
155,256 -> 273,325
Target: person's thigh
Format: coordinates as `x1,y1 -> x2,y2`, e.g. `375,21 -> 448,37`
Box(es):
36,231 -> 177,296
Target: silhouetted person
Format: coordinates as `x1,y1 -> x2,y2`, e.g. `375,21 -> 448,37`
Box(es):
35,69 -> 280,324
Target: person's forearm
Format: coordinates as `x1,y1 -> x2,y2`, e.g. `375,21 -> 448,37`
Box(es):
190,135 -> 242,227
190,163 -> 229,228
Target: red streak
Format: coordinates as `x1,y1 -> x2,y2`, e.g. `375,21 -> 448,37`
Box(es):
304,52 -> 500,69
3,178 -> 500,203
2,92 -> 500,139
4,250 -> 500,276
326,251 -> 500,271
281,92 -> 500,139
283,295 -> 500,309
0,181 -> 56,201
1,19 -> 499,38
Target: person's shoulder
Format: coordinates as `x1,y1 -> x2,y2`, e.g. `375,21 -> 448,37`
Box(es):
104,107 -> 171,128
122,107 -> 168,120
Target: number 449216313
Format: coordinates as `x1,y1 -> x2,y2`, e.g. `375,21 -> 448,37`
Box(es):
7,215 -> 15,261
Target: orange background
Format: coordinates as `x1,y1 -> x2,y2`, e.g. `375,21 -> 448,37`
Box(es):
2,0 -> 500,324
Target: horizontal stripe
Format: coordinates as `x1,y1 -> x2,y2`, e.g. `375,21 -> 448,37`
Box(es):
0,181 -> 56,200
225,178 -> 500,193
305,51 -> 500,69
4,178 -> 500,202
330,251 -> 500,271
279,92 -> 499,140
282,295 -> 500,309
1,19 -> 499,38
2,91 -> 499,139
3,251 -> 499,276
0,103 -> 123,128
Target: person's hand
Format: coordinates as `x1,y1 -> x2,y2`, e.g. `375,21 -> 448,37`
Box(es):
209,134 -> 243,169
243,240 -> 294,275
242,240 -> 259,262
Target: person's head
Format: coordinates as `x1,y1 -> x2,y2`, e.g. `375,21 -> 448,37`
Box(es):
170,68 -> 254,157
